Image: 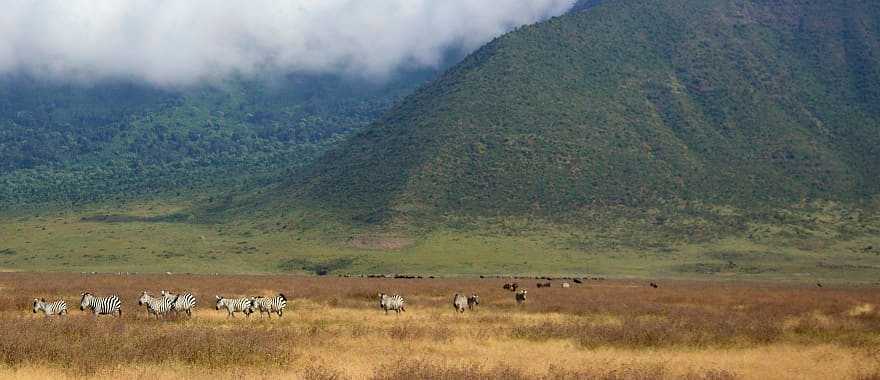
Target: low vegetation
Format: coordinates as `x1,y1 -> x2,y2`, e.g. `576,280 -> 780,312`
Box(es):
0,273 -> 878,379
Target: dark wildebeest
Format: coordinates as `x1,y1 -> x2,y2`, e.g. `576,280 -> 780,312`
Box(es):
515,289 -> 527,305
536,282 -> 551,288
503,282 -> 519,291
467,294 -> 479,310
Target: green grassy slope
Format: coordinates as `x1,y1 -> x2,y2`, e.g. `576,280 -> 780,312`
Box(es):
291,0 -> 880,221
2,199 -> 880,281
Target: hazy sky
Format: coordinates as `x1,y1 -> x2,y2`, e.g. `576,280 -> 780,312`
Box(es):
0,0 -> 575,86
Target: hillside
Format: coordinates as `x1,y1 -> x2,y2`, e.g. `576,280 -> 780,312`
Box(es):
0,68 -> 440,208
290,0 -> 880,221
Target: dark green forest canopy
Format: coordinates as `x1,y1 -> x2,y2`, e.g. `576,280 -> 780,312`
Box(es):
290,0 -> 880,220
0,68 -> 442,207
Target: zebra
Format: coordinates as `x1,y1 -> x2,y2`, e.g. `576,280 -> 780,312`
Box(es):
561,282 -> 571,288
162,290 -> 197,318
138,291 -> 175,319
33,298 -> 67,317
215,296 -> 254,318
252,294 -> 287,318
378,293 -> 406,314
503,282 -> 519,291
467,294 -> 480,310
515,289 -> 527,305
452,293 -> 467,313
80,292 -> 122,317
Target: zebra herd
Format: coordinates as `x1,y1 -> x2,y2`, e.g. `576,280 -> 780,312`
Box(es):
32,284 -> 538,318
31,291 -> 285,319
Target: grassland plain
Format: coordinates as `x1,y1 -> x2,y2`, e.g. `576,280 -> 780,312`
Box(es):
0,273 -> 879,379
2,199 -> 880,281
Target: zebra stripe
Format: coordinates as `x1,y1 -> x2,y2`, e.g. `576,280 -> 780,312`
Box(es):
378,293 -> 406,314
215,296 -> 254,318
138,291 -> 175,319
452,293 -> 467,313
80,292 -> 122,317
252,294 -> 287,318
33,298 -> 67,316
162,290 -> 197,317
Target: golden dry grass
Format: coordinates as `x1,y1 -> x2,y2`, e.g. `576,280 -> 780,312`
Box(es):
0,273 -> 879,379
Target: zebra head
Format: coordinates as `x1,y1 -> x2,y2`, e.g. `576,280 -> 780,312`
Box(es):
378,293 -> 387,308
215,295 -> 223,310
138,291 -> 151,306
79,292 -> 92,311
32,298 -> 42,313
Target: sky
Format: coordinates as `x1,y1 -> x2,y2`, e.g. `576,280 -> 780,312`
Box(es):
0,0 -> 575,86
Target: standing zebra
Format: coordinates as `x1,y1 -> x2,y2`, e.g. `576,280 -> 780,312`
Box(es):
33,298 -> 68,317
215,296 -> 254,318
80,292 -> 122,317
515,289 -> 527,305
452,293 -> 468,313
138,291 -> 175,319
162,290 -> 197,318
378,293 -> 406,314
467,294 -> 480,310
252,294 -> 287,318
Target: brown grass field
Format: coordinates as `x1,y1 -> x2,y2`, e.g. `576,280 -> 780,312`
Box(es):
0,273 -> 878,379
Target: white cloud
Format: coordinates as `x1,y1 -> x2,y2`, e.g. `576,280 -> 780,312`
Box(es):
0,0 -> 574,86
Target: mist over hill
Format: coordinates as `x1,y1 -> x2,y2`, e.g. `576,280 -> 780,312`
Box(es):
0,2 -> 577,208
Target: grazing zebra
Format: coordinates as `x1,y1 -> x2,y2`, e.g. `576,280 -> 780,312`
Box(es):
452,293 -> 467,313
162,290 -> 197,317
561,282 -> 571,288
215,296 -> 254,318
378,293 -> 406,314
252,294 -> 288,318
33,298 -> 68,316
467,294 -> 480,310
515,289 -> 527,305
138,291 -> 175,319
80,292 -> 122,317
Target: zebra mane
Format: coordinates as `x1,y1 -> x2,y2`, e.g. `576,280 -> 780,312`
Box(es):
278,293 -> 287,301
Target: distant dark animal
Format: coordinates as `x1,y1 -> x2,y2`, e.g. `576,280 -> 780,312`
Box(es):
378,293 -> 406,314
515,289 -> 527,305
80,292 -> 122,317
817,282 -> 823,288
467,294 -> 479,310
453,293 -> 468,313
536,282 -> 551,288
503,282 -> 519,291
33,298 -> 67,317
649,282 -> 659,289
573,278 -> 583,284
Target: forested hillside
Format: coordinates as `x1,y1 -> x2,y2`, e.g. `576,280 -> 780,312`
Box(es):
290,0 -> 880,221
0,68 -> 440,207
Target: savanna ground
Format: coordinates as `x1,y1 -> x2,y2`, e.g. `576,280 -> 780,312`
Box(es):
0,273 -> 879,379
